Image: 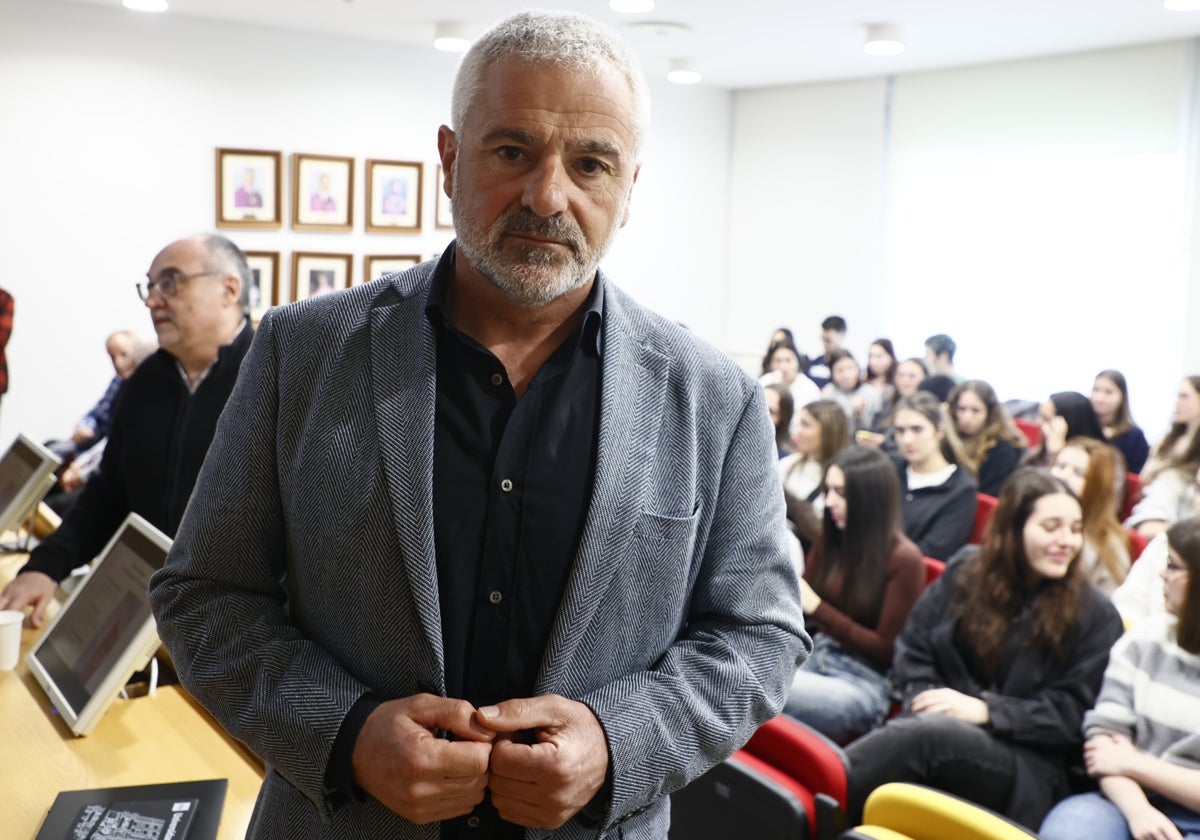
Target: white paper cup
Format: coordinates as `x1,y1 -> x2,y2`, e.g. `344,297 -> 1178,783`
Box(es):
0,609 -> 25,671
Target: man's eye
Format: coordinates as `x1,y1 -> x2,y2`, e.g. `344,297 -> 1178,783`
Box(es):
579,158 -> 607,175
497,146 -> 524,161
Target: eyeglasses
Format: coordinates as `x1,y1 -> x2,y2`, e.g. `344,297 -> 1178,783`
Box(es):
136,269 -> 220,302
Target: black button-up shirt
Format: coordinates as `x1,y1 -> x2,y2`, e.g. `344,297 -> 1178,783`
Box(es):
429,257 -> 602,838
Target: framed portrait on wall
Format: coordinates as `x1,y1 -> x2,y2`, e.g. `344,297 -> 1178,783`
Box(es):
435,164 -> 454,229
243,250 -> 279,323
363,254 -> 421,284
292,252 -> 352,302
366,160 -> 422,233
292,153 -> 354,231
216,148 -> 282,228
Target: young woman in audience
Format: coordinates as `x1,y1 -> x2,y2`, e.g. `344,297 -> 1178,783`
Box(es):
1091,369 -> 1150,475
845,468 -> 1125,830
764,382 -> 798,459
1114,487 -> 1200,626
891,391 -> 977,560
780,399 -> 851,547
1040,518 -> 1200,840
1050,437 -> 1132,595
761,342 -> 820,435
864,339 -> 898,399
947,380 -> 1026,497
785,446 -> 925,744
821,349 -> 882,433
1023,391 -> 1107,467
760,327 -> 796,375
1143,376 -> 1200,480
1127,460 -> 1200,542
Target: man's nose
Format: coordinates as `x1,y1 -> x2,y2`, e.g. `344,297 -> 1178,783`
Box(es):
522,157 -> 569,217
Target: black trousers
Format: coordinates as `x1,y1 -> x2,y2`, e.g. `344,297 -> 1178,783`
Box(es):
844,713 -> 1017,824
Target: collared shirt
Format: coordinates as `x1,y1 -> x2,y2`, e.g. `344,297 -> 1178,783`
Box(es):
428,252 -> 603,839
78,375 -> 124,437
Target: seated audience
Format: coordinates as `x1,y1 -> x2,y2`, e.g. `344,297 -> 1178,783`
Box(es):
891,391 -> 977,560
918,374 -> 955,404
947,379 -> 1026,496
1040,518 -> 1200,840
923,333 -> 959,382
780,399 -> 851,548
1112,532 -> 1171,626
760,326 -> 796,376
764,382 -> 798,459
1142,376 -> 1200,483
821,349 -> 882,433
806,314 -> 847,389
864,339 -> 898,404
1091,369 -> 1151,475
863,357 -> 929,445
785,446 -> 924,744
1051,438 -> 1132,595
1127,462 -> 1200,542
761,342 -> 820,435
44,330 -> 142,460
1024,391 -> 1107,467
845,468 -> 1124,830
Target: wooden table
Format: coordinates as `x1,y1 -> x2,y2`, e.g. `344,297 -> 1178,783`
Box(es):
0,551 -> 264,839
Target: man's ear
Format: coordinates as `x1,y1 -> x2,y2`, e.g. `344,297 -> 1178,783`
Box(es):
619,162 -> 641,228
437,125 -> 458,201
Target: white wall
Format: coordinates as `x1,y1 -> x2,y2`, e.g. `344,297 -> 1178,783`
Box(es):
0,0 -> 732,448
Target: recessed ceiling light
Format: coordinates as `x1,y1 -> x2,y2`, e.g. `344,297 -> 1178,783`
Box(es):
864,24 -> 905,56
610,0 -> 655,11
667,58 -> 701,85
433,22 -> 471,52
123,0 -> 168,10
1165,0 -> 1200,9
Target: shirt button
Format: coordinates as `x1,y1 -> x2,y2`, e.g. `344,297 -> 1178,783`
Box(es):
490,373 -> 504,386
489,590 -> 503,604
467,816 -> 481,828
500,478 -> 513,492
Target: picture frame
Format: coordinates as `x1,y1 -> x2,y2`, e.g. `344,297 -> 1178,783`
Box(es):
292,252 -> 352,302
216,148 -> 282,228
292,153 -> 354,231
363,254 -> 421,284
243,250 -> 280,324
435,164 -> 454,229
365,160 -> 422,233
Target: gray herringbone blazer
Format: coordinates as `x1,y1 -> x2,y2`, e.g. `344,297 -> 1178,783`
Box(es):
150,259 -> 808,839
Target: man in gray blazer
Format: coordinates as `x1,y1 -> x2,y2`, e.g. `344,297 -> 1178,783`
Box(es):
150,10 -> 807,839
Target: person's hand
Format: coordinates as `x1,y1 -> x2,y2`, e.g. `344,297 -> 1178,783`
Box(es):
476,695 -> 610,829
60,462 -> 85,492
70,426 -> 94,446
0,571 -> 57,627
1125,801 -> 1184,840
351,694 -> 495,825
799,578 -> 822,614
1085,733 -> 1143,778
856,432 -> 885,448
910,687 -> 989,725
1045,415 -> 1069,456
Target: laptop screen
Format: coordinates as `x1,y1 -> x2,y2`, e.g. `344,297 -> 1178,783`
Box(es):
0,434 -> 60,535
26,513 -> 172,736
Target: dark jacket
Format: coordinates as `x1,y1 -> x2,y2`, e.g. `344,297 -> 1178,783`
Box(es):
894,559 -> 1124,828
896,460 -> 977,560
23,322 -> 253,581
977,440 -> 1023,497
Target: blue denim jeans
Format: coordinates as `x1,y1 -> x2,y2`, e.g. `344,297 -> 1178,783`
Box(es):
1041,791 -> 1200,840
783,634 -> 892,745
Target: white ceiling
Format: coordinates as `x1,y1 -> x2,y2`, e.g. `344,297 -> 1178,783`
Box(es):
61,0 -> 1200,89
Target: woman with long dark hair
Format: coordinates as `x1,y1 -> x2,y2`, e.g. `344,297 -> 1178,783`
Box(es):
1040,518 -> 1200,840
1091,369 -> 1150,475
1023,391 -> 1107,468
784,446 -> 924,744
764,382 -> 797,459
947,379 -> 1026,496
779,399 -> 851,547
845,468 -> 1125,830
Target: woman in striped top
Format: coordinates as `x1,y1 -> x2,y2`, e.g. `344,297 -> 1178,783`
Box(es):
1040,518 -> 1200,840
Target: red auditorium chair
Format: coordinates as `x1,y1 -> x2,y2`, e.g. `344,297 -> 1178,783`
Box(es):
1120,471 -> 1143,522
922,556 -> 946,586
1013,418 -> 1041,449
970,493 -> 998,545
1126,527 -> 1149,562
669,750 -> 809,839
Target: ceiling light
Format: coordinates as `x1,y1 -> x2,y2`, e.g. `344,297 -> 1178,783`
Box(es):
864,24 -> 905,56
1165,0 -> 1200,9
123,0 -> 168,10
433,22 -> 471,52
667,59 -> 702,85
610,0 -> 655,11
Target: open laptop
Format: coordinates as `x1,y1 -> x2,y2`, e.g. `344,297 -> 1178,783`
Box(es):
0,433 -> 61,539
25,512 -> 172,736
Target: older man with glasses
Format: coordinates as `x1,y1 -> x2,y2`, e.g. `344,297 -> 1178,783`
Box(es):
0,234 -> 252,627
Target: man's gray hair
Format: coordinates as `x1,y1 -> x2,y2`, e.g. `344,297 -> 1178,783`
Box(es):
450,10 -> 651,156
202,233 -> 251,314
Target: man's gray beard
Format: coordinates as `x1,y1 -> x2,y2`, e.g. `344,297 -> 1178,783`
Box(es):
450,164 -> 617,308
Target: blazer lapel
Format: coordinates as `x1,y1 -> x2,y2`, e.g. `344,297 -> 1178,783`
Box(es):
537,284 -> 670,695
369,273 -> 445,689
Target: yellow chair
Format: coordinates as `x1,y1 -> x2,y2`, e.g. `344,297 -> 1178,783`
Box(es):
839,783 -> 1037,840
